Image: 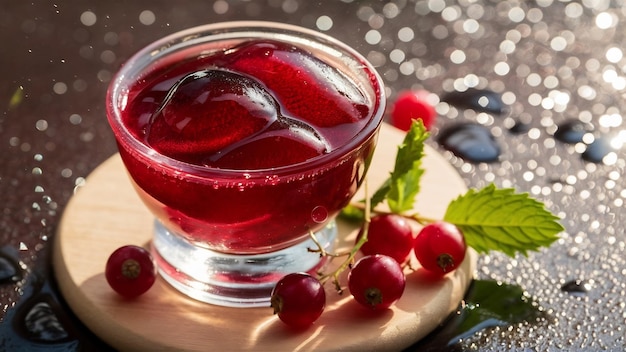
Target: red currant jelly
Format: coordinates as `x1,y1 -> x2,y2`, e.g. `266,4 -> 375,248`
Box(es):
115,37 -> 382,253
106,23 -> 385,306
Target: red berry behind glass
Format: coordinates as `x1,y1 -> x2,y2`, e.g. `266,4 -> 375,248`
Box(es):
356,214 -> 415,264
391,90 -> 437,131
348,255 -> 406,310
413,221 -> 467,276
271,273 -> 326,328
105,245 -> 157,298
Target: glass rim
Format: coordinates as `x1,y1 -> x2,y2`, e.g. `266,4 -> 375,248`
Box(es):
106,21 -> 386,178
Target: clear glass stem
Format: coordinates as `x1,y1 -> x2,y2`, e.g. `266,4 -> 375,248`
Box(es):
151,220 -> 337,307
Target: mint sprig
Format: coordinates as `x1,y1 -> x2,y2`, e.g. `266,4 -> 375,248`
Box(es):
371,120 -> 428,213
444,184 -> 563,257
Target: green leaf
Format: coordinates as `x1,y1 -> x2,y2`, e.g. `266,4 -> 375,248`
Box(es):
370,177 -> 391,210
339,203 -> 365,223
444,184 -> 563,257
372,120 -> 429,213
413,279 -> 547,350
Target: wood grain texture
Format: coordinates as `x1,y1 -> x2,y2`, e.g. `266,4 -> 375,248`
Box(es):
54,123 -> 475,351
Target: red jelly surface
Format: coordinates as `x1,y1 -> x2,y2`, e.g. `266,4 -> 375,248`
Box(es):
116,39 -> 380,253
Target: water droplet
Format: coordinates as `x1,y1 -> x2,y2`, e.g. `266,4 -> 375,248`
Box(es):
311,206 -> 328,223
23,301 -> 69,342
582,135 -> 615,163
508,119 -> 531,134
438,123 -> 501,163
442,88 -> 507,115
561,279 -> 590,297
554,120 -> 594,144
0,254 -> 20,284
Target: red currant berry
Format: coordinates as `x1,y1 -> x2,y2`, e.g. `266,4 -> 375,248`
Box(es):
348,255 -> 406,310
105,245 -> 157,298
271,273 -> 325,328
414,221 -> 467,276
356,214 -> 415,264
391,90 -> 437,131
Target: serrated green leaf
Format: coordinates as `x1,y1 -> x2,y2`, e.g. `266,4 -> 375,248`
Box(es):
387,166 -> 425,213
371,120 -> 429,213
444,184 -> 563,257
370,177 -> 391,209
393,120 -> 429,176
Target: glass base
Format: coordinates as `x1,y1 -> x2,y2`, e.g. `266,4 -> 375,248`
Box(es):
151,220 -> 337,308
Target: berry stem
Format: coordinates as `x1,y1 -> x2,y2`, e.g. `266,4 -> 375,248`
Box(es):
347,201 -> 439,226
308,234 -> 347,258
121,259 -> 141,279
313,180 -> 373,293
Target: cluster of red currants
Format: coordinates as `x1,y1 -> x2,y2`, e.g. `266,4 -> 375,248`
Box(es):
271,214 -> 467,328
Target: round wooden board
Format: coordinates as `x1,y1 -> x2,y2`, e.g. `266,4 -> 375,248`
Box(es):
54,123 -> 476,352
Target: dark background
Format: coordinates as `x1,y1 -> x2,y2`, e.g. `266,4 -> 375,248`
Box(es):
1,1 -> 624,350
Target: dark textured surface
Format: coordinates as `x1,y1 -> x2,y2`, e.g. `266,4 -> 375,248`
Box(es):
1,1 -> 625,350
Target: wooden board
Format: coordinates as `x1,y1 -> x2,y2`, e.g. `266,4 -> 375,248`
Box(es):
53,123 -> 476,351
